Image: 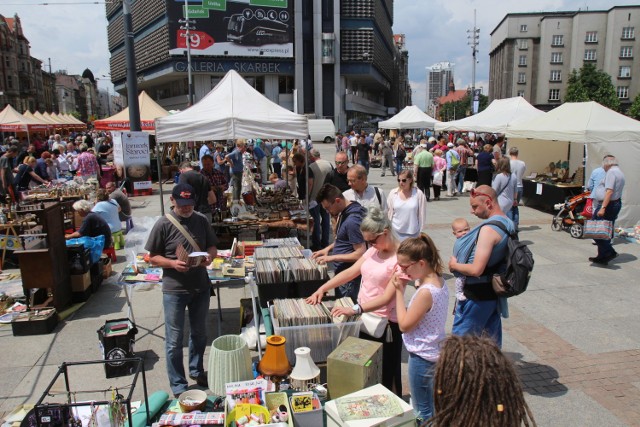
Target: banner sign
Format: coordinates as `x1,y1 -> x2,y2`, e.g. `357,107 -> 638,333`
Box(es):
112,132 -> 152,193
168,0 -> 293,58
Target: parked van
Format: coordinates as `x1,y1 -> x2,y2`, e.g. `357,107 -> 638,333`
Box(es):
308,119 -> 336,144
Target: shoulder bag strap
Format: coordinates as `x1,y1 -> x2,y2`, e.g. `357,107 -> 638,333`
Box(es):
165,213 -> 202,252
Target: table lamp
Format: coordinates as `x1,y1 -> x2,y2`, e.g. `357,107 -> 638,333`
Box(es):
289,347 -> 320,391
207,335 -> 253,396
257,335 -> 291,387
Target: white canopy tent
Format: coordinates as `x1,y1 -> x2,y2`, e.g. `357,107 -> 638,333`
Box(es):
506,101 -> 640,227
378,105 -> 438,130
155,69 -> 308,142
435,96 -> 544,133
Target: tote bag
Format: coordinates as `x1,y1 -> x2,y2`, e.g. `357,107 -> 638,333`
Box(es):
583,219 -> 613,240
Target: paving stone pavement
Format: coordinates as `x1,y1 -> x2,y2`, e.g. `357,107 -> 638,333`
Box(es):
0,143 -> 638,426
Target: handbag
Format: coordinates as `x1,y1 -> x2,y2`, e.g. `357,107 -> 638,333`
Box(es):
360,312 -> 388,338
583,219 -> 613,240
580,198 -> 594,219
433,171 -> 443,186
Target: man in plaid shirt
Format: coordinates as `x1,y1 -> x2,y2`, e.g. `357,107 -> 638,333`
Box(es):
455,138 -> 474,194
200,154 -> 228,213
76,143 -> 101,181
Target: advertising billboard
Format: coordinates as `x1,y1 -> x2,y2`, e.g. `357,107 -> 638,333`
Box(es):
112,132 -> 152,195
167,0 -> 293,58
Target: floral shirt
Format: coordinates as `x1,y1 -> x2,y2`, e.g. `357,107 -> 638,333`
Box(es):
76,152 -> 100,177
201,168 -> 228,211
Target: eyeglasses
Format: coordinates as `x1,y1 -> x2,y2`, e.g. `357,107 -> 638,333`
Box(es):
335,161 -> 347,165
397,261 -> 417,271
397,178 -> 409,183
365,233 -> 383,245
471,188 -> 491,199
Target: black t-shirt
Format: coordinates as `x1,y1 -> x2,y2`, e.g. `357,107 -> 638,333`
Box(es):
145,210 -> 218,294
0,155 -> 14,194
296,165 -> 314,200
356,143 -> 371,162
13,164 -> 34,191
178,170 -> 212,214
79,212 -> 113,248
323,169 -> 350,193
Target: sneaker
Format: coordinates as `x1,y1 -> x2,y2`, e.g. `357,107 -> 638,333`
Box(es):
190,373 -> 209,388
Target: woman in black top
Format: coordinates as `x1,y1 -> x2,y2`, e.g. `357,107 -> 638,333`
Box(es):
475,144 -> 495,187
13,156 -> 49,192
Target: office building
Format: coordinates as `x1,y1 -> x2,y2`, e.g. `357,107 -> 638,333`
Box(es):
489,6 -> 640,110
426,62 -> 454,116
105,0 -> 409,133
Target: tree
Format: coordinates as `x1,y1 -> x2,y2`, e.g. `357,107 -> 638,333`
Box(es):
438,92 -> 488,121
564,63 -> 620,111
627,95 -> 640,120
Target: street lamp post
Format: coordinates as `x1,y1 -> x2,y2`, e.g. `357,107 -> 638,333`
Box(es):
179,0 -> 195,106
123,0 -> 141,131
467,9 -> 480,115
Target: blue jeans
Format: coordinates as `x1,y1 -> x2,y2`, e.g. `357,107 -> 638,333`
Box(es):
452,298 -> 502,347
395,158 -> 403,176
163,291 -> 210,395
594,199 -> 622,259
456,166 -> 467,193
408,353 -> 435,422
358,159 -> 370,173
510,187 -> 523,228
309,204 -> 330,249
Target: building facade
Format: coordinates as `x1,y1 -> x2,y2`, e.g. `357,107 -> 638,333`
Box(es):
105,0 -> 409,133
489,6 -> 640,110
426,61 -> 454,117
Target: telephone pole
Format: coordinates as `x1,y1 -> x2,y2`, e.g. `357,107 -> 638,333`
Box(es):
467,9 -> 480,115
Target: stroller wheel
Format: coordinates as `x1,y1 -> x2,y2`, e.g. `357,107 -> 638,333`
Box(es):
570,223 -> 584,238
551,219 -> 562,231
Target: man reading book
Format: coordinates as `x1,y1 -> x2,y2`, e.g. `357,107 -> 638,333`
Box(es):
145,183 -> 218,397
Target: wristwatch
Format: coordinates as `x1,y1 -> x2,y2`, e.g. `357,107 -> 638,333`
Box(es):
351,303 -> 362,315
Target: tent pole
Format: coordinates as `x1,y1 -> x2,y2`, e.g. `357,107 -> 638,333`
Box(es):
305,142 -> 310,249
157,145 -> 165,215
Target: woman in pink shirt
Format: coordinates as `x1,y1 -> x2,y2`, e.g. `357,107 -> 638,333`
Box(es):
431,149 -> 447,201
306,206 -> 404,396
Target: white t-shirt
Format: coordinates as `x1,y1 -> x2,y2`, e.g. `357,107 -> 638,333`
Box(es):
510,159 -> 526,187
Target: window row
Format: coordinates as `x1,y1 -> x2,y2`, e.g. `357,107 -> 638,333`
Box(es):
548,87 -> 630,101
549,27 -> 634,46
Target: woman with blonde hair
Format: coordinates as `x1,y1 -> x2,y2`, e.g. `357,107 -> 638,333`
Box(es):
13,156 -> 49,192
307,206 -> 404,396
387,169 -> 427,241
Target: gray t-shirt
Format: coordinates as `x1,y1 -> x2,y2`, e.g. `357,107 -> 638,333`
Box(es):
109,189 -> 132,220
593,166 -> 625,202
510,159 -> 526,187
145,210 -> 217,294
0,155 -> 14,194
492,173 -> 517,214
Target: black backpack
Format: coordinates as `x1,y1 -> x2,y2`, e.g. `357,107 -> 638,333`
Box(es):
483,220 -> 534,297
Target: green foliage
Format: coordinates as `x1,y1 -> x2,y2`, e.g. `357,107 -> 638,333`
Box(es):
438,92 -> 489,121
564,64 -> 620,111
628,95 -> 640,120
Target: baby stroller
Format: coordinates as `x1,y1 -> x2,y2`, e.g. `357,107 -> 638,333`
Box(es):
551,190 -> 591,238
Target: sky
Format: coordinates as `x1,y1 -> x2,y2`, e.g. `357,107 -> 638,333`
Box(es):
0,0 -> 635,110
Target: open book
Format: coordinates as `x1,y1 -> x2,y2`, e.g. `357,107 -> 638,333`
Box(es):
176,243 -> 208,267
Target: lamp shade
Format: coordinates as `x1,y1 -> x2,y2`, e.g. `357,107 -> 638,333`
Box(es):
257,335 -> 291,377
290,347 -> 320,381
207,335 -> 253,396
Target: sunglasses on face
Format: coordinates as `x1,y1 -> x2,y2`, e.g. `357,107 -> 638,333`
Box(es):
397,178 -> 409,183
471,188 -> 491,199
335,161 -> 347,165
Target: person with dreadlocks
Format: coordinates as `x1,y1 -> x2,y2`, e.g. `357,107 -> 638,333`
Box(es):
428,335 -> 537,427
392,234 -> 449,422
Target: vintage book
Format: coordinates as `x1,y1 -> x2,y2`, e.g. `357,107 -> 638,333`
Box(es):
176,243 -> 208,267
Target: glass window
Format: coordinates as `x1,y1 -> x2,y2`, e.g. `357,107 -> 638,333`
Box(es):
619,66 -> 631,78
278,76 -> 294,94
517,90 -> 525,97
620,46 -> 633,58
552,35 -> 564,46
518,55 -> 527,66
549,89 -> 560,101
7,75 -> 12,89
551,52 -> 563,63
520,24 -> 528,32
617,86 -> 629,99
519,39 -> 528,50
518,72 -> 526,84
585,31 -> 598,43
622,26 -> 635,39
584,49 -> 597,61
550,70 -> 562,81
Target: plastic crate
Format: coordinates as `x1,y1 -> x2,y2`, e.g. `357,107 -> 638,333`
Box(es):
272,317 -> 361,363
257,280 -> 324,307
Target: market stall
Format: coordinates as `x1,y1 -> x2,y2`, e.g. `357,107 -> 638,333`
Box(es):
378,105 -> 438,130
507,101 -> 640,227
94,91 -> 169,133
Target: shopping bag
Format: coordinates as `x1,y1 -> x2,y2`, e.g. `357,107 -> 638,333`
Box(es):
583,219 -> 613,240
432,171 -> 443,186
580,198 -> 593,219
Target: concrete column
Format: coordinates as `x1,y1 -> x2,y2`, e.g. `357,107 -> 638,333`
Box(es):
333,0 -> 344,131
313,0 -> 323,118
294,0 -> 304,113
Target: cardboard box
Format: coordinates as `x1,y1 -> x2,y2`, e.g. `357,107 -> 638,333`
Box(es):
70,272 -> 91,292
327,337 -> 382,399
324,384 -> 416,427
101,255 -> 112,278
12,309 -> 59,336
289,393 -> 322,427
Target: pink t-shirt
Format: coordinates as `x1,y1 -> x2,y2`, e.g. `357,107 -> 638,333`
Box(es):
359,247 -> 398,322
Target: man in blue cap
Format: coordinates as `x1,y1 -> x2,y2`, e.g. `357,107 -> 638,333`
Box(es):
145,183 -> 218,397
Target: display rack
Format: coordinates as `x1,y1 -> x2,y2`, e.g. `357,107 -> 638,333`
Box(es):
33,358 -> 150,427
